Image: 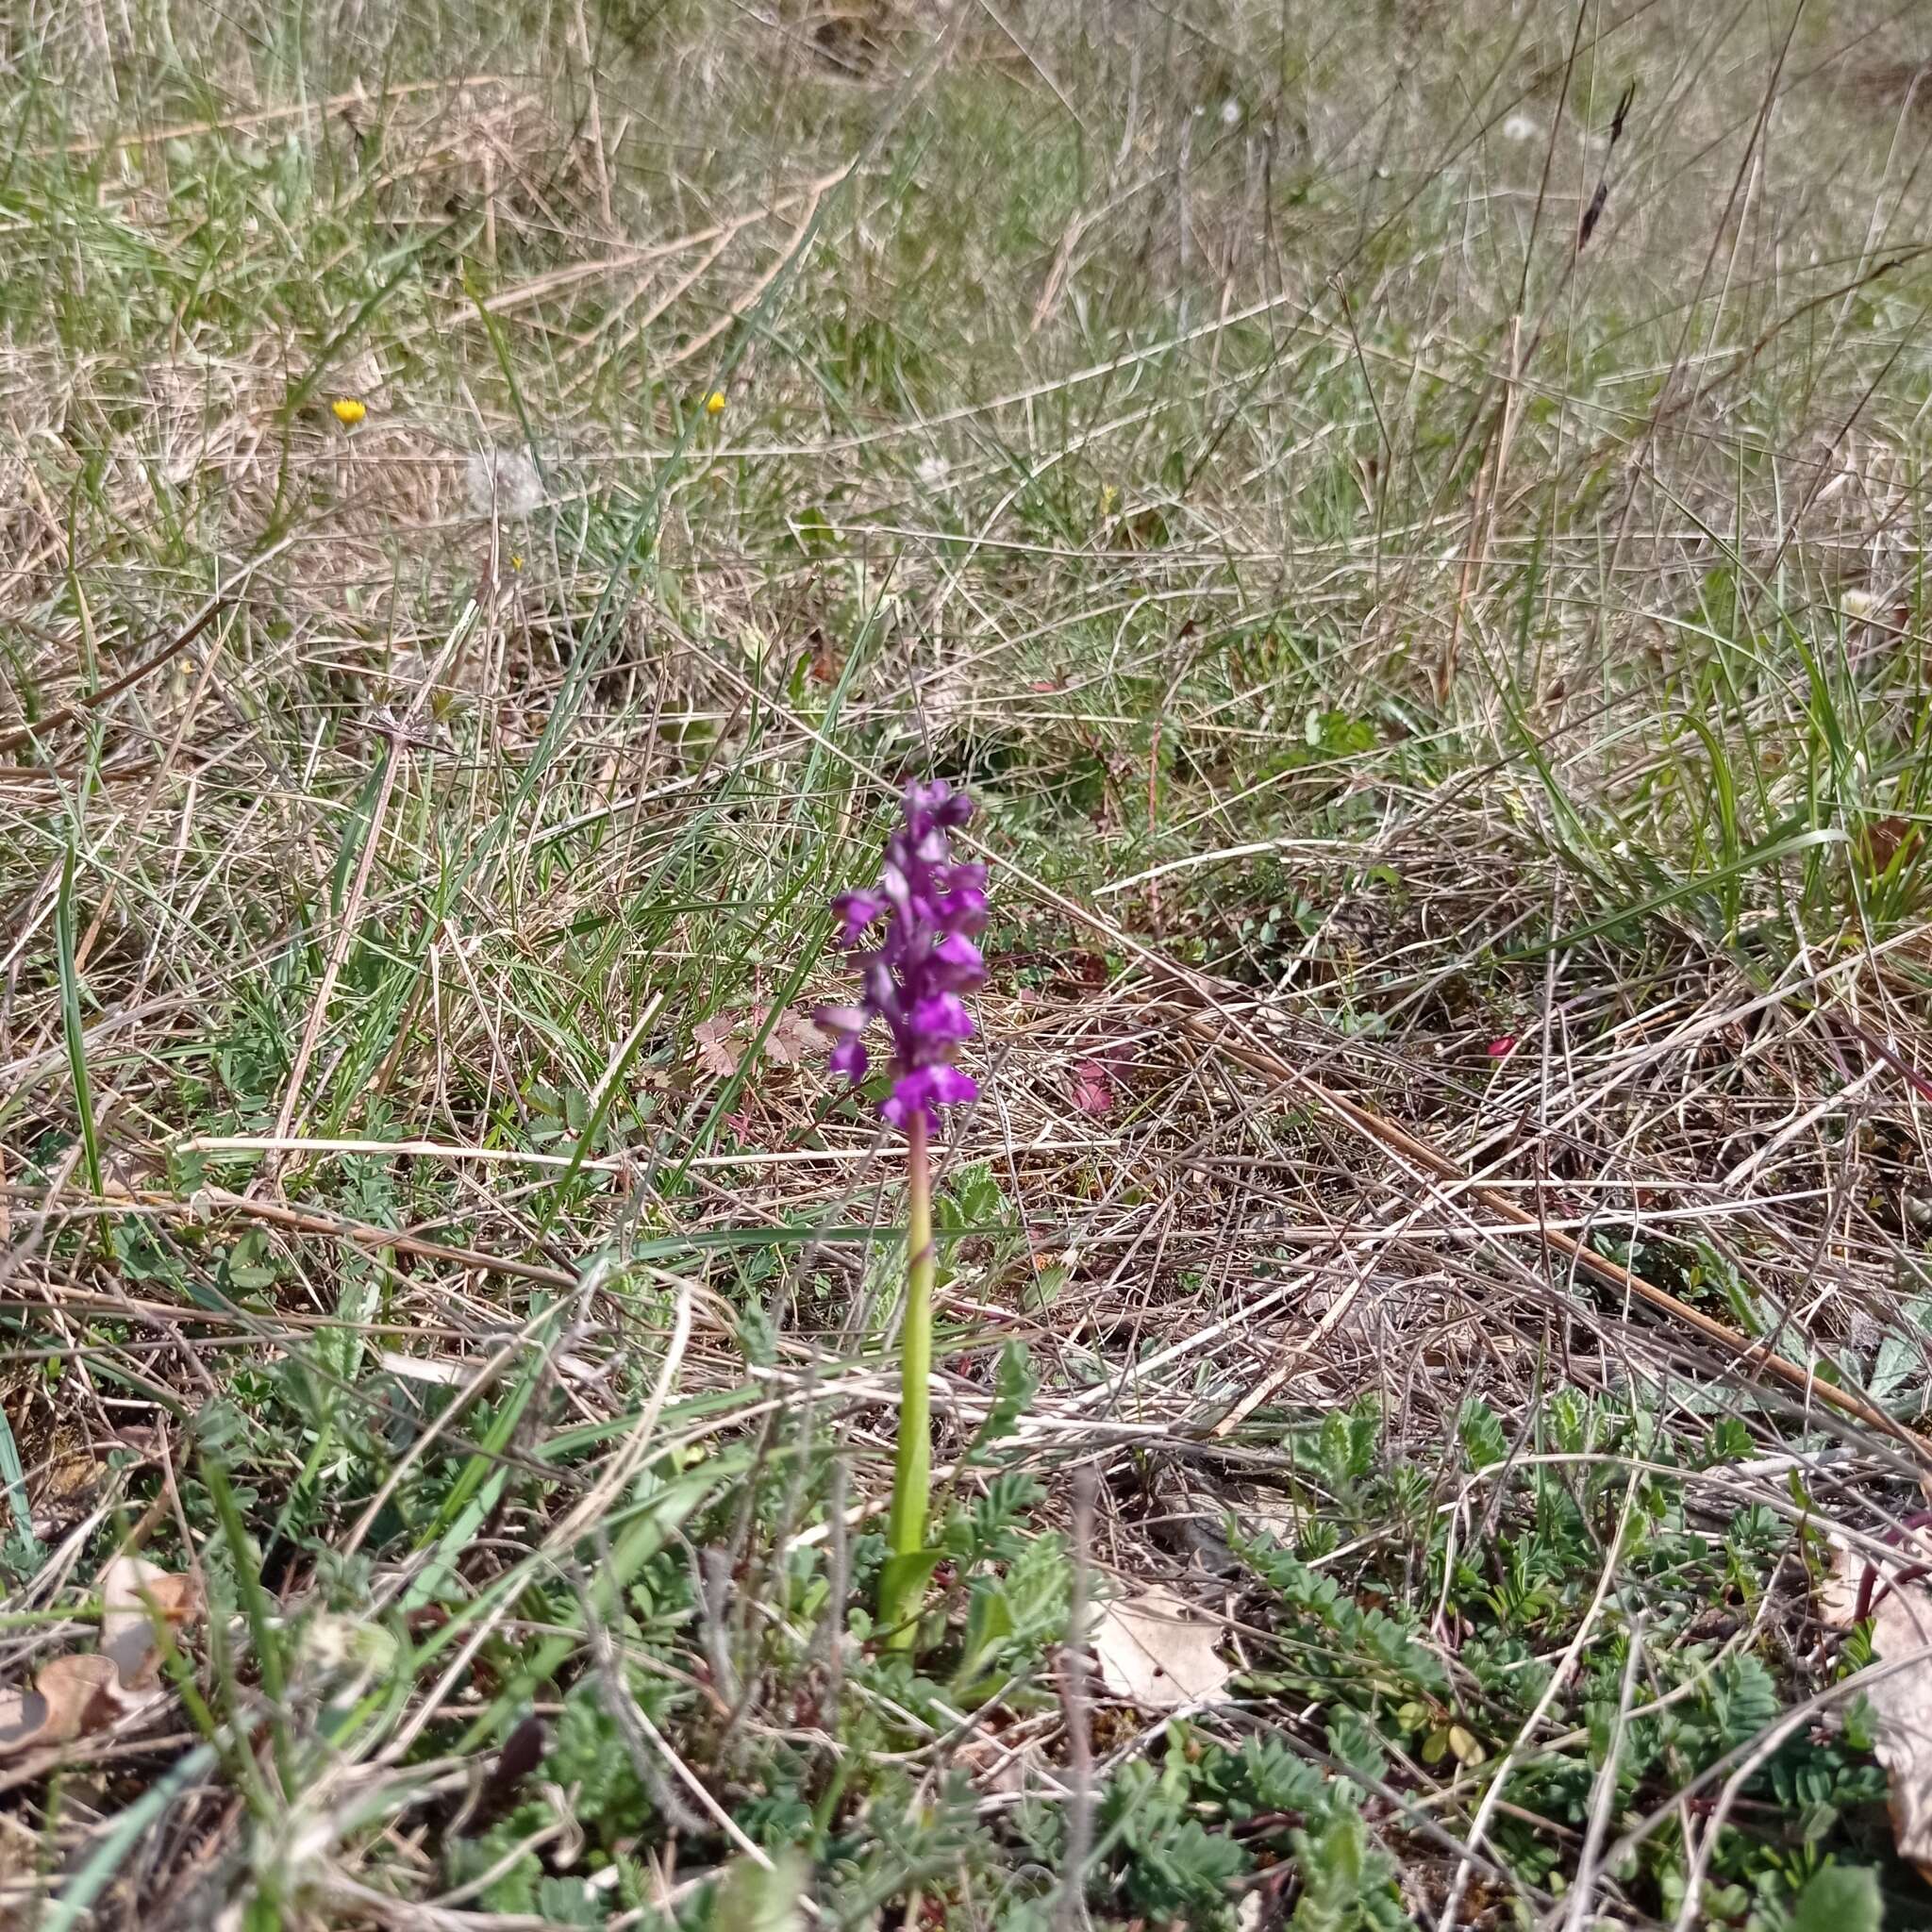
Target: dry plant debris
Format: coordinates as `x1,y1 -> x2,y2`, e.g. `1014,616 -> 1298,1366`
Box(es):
1824,1535 -> 1932,1883
1089,1585 -> 1235,1710
0,1558 -> 200,1757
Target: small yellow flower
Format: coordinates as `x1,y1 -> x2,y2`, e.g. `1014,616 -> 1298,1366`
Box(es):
705,390 -> 727,416
509,555 -> 524,573
331,397 -> 367,427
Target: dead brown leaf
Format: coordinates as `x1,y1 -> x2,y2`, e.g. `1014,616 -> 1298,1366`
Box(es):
1828,1539 -> 1932,1877
693,1007 -> 824,1079
0,1556 -> 202,1760
1864,815 -> 1923,875
1091,1586 -> 1233,1710
1069,1059 -> 1114,1117
0,1654 -> 122,1755
760,1007 -> 824,1068
693,1014 -> 741,1079
100,1556 -> 201,1691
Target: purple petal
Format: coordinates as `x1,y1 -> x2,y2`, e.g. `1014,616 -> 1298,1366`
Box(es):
927,931 -> 985,990
864,959 -> 899,1016
928,1064 -> 977,1105
814,1004 -> 870,1037
909,993 -> 974,1043
940,886 -> 988,935
828,1036 -> 869,1083
881,1063 -> 980,1128
879,1072 -> 929,1128
833,891 -> 886,945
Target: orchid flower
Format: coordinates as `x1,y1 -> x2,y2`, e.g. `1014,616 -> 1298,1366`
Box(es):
819,780 -> 987,1649
816,780 -> 987,1129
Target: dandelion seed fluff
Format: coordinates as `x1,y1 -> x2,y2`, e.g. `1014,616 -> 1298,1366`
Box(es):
466,447 -> 544,520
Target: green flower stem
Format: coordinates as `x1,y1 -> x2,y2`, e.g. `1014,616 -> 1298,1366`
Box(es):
882,1110 -> 934,1650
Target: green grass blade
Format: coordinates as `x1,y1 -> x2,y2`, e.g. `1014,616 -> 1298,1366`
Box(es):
54,841 -> 101,1195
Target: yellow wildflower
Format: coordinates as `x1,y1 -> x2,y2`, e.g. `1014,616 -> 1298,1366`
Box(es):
331,397 -> 367,427
705,390 -> 727,416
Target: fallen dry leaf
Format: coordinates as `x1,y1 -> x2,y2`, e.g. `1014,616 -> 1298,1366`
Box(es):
1865,815 -> 1922,874
0,1654 -> 122,1755
693,1014 -> 741,1079
808,635 -> 841,685
760,1007 -> 824,1068
1069,1059 -> 1114,1118
693,1008 -> 824,1079
1227,1487 -> 1303,1541
1090,1586 -> 1233,1710
0,1556 -> 202,1760
100,1556 -> 201,1691
1869,1584 -> 1932,1879
1827,1538 -> 1932,1877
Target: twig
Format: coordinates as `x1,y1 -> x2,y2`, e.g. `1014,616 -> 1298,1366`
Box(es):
116,1180 -> 575,1290
0,535 -> 295,757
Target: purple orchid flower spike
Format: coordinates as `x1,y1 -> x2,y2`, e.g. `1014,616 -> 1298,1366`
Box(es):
818,779 -> 987,1131
820,779 -> 988,1650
